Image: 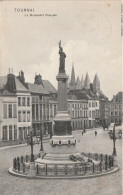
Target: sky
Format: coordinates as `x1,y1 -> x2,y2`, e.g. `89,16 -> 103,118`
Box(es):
0,0 -> 122,100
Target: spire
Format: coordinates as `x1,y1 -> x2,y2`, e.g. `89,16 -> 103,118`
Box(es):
76,76 -> 81,89
70,65 -> 75,84
93,73 -> 100,93
81,75 -> 84,89
84,72 -> 90,89
69,64 -> 76,90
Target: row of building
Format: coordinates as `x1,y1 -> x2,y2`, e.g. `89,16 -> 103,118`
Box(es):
0,67 -> 122,146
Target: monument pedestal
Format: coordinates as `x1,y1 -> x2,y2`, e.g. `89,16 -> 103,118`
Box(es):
28,162 -> 35,177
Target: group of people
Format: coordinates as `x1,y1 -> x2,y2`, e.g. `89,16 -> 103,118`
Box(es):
82,130 -> 97,136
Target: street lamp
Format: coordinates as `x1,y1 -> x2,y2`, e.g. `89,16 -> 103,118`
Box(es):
112,124 -> 117,156
40,123 -> 43,152
30,130 -> 34,162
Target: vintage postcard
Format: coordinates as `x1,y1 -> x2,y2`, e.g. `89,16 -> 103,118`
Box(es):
0,1 -> 122,195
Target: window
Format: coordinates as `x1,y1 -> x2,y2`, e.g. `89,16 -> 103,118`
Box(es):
27,111 -> 30,122
13,104 -> 17,118
22,97 -> 26,106
9,125 -> 12,140
72,104 -> 74,108
27,98 -> 30,106
92,111 -> 95,118
14,125 -> 17,140
36,97 -> 38,102
32,104 -> 35,120
32,97 -> 35,103
50,105 -> 52,117
8,105 -> 12,118
23,111 -> 26,122
23,127 -> 27,139
78,111 -> 79,117
89,111 -> 91,118
47,105 -> 49,120
3,126 -> 7,141
54,105 -> 56,116
18,111 -> 21,122
40,104 -> 42,120
3,104 -> 7,119
36,104 -> 38,120
72,111 -> 74,118
18,97 -> 21,106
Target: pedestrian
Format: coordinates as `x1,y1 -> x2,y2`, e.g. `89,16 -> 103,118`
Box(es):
95,131 -> 97,136
82,131 -> 83,136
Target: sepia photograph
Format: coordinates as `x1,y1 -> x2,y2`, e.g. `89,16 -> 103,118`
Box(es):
0,0 -> 122,195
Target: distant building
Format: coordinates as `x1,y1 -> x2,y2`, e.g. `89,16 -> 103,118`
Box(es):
0,73 -> 31,146
67,99 -> 88,130
110,92 -> 123,125
68,66 -> 108,128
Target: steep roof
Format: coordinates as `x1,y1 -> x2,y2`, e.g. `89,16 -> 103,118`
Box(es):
81,75 -> 84,89
0,75 -> 29,93
42,80 -> 57,94
76,76 -> 81,89
15,77 -> 29,92
70,65 -> 75,84
0,76 -> 7,89
93,73 -> 100,85
27,83 -> 49,95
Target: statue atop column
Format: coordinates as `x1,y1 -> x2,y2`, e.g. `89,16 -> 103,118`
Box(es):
58,40 -> 66,73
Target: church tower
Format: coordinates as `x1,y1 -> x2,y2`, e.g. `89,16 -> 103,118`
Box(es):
69,65 -> 76,90
76,76 -> 81,90
84,73 -> 90,89
93,73 -> 100,93
81,75 -> 84,89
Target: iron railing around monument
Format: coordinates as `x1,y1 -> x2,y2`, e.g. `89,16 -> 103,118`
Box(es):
12,152 -> 114,176
13,153 -> 40,174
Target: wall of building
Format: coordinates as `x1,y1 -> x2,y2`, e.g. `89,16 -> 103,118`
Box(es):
0,96 -> 18,146
67,100 -> 88,130
17,93 -> 31,143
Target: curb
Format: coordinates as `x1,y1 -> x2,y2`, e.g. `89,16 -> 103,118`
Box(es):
0,138 -> 50,150
8,166 -> 119,180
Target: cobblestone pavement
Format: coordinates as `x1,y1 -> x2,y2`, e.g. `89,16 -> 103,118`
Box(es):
0,128 -> 122,195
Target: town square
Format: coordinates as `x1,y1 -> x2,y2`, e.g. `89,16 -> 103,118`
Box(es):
0,1 -> 122,195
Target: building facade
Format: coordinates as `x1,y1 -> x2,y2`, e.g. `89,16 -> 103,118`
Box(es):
0,74 -> 31,146
17,72 -> 58,137
88,99 -> 100,128
67,99 -> 88,130
110,92 -> 123,125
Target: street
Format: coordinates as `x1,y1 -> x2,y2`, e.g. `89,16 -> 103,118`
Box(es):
0,128 -> 122,195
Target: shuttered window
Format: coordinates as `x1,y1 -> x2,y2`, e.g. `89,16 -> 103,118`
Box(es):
13,104 -> 17,118
3,104 -> 7,119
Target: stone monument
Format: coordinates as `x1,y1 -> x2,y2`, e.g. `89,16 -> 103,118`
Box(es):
36,41 -> 78,168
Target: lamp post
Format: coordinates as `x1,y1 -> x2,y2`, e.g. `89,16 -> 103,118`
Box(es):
40,123 -> 44,155
112,124 -> 117,156
30,130 -> 34,162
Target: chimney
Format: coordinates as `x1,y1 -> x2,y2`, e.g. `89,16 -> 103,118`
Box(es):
5,74 -> 16,93
34,74 -> 44,86
17,70 -> 25,84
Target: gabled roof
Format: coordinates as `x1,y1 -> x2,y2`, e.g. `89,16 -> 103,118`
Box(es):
15,77 -> 29,92
42,80 -> 57,94
27,83 -> 49,95
0,76 -> 7,89
0,88 -> 15,96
